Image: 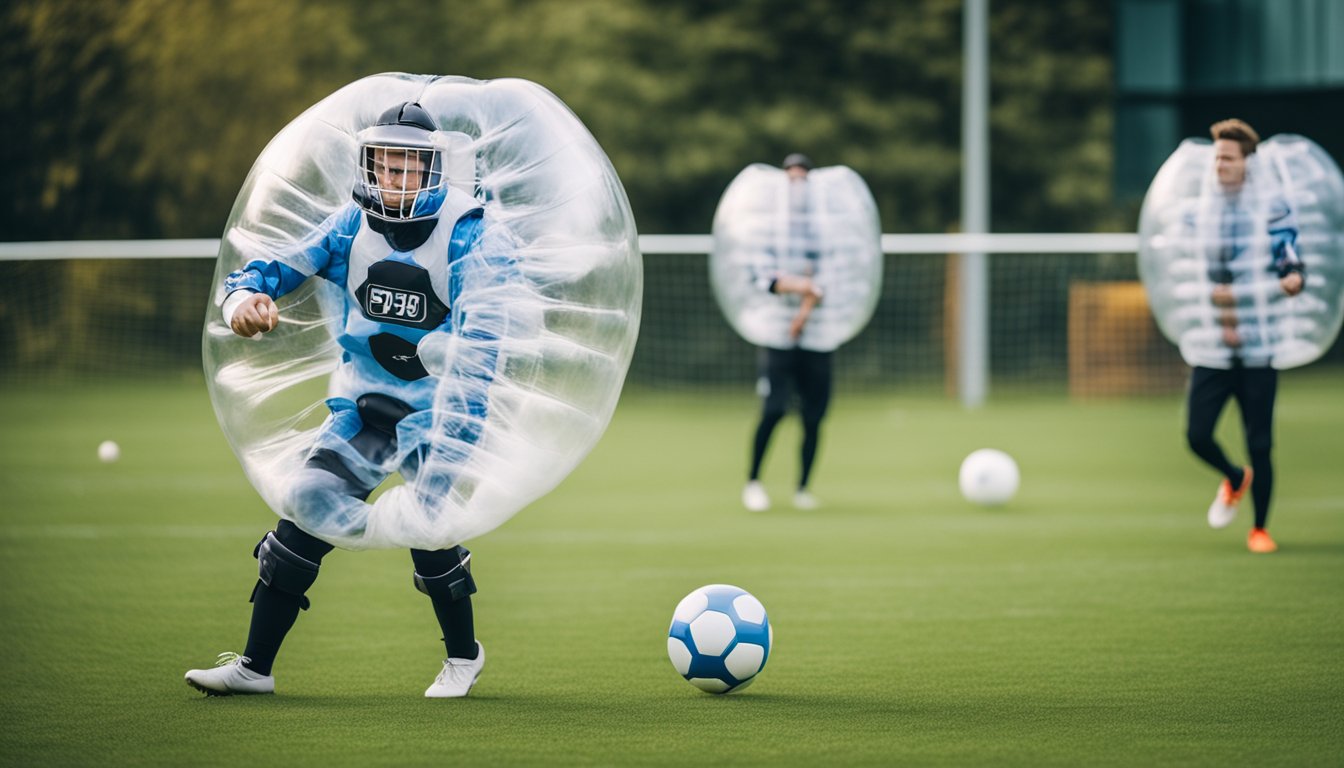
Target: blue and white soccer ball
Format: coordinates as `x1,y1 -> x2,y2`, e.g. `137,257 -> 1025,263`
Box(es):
667,584 -> 772,694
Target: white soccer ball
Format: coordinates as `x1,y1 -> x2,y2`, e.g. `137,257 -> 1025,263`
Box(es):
959,448 -> 1019,506
97,440 -> 121,463
667,584 -> 773,694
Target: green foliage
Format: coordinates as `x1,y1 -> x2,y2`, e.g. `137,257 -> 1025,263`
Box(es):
2,0 -> 1118,240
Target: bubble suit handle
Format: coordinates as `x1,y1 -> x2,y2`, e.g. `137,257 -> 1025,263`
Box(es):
204,74 -> 642,551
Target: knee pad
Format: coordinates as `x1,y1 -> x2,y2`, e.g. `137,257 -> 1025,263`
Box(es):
253,531 -> 321,610
413,546 -> 477,602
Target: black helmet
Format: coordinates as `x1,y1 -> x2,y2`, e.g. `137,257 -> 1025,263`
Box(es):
353,102 -> 447,224
782,153 -> 814,171
375,102 -> 438,132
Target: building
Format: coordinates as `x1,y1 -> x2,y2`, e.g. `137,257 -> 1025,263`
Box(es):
1115,0 -> 1344,198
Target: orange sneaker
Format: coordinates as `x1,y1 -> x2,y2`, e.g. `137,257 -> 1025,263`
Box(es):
1247,528 -> 1278,554
1207,467 -> 1252,529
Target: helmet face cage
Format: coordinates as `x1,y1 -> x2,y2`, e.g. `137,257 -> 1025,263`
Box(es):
359,142 -> 446,222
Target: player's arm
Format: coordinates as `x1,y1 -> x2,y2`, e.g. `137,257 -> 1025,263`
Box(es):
1269,200 -> 1304,296
788,291 -> 820,339
420,212 -> 526,459
747,243 -> 820,301
769,274 -> 825,304
221,207 -> 358,337
1274,241 -> 1304,296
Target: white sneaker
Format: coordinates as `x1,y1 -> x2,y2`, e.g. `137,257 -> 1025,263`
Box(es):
425,642 -> 485,698
185,652 -> 275,696
793,490 -> 819,510
741,481 -> 770,512
1207,469 -> 1251,529
1207,496 -> 1236,529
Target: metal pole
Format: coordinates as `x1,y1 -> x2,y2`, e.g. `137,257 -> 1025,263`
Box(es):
960,0 -> 989,408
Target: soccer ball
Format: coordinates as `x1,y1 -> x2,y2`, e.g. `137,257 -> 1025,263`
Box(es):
667,584 -> 772,694
959,448 -> 1019,506
97,440 -> 120,463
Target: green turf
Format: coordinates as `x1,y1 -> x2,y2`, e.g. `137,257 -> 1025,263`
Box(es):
1,373 -> 1342,767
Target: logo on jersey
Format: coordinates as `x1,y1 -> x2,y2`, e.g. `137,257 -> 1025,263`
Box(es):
365,284 -> 427,323
355,259 -> 448,331
369,333 -> 429,381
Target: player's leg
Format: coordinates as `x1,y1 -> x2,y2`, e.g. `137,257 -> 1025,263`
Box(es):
1235,367 -> 1279,550
1185,367 -> 1239,478
184,519 -> 335,696
187,397 -> 401,695
411,546 -> 478,659
750,347 -> 792,479
288,394 -> 415,536
794,349 -> 833,507
412,546 -> 484,697
243,401 -> 400,673
240,520 -> 335,672
246,395 -> 413,668
745,347 -> 791,510
1186,367 -> 1250,528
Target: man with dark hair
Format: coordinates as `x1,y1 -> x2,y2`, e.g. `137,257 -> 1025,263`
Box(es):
741,153 -> 830,512
1185,118 -> 1304,554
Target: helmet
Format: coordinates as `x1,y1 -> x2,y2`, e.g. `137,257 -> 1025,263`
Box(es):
782,153 -> 814,171
353,102 -> 448,222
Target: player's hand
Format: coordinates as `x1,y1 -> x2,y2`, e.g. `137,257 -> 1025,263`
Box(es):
773,275 -> 818,298
1210,284 -> 1235,307
1221,327 -> 1242,348
231,293 -> 279,337
789,308 -> 811,339
1280,272 -> 1304,296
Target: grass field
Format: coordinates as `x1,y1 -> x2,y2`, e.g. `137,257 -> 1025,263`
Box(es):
1,373 -> 1342,767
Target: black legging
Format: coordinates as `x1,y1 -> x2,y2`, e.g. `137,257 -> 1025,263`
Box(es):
242,518 -> 476,675
749,347 -> 833,490
1185,366 -> 1277,529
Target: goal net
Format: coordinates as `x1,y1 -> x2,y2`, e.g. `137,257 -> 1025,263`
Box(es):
6,234 -> 1322,397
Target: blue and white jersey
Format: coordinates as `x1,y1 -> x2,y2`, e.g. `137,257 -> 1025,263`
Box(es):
1197,193 -> 1300,285
223,187 -> 508,419
1173,187 -> 1302,368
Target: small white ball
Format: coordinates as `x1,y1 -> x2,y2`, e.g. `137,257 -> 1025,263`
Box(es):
959,448 -> 1019,506
97,440 -> 121,463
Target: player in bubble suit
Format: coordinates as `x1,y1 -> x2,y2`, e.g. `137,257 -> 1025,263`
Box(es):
186,102 -> 503,697
741,153 -> 833,513
1180,119 -> 1304,554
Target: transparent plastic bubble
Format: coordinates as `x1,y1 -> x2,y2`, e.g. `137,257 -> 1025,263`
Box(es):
1138,135 -> 1344,369
203,74 -> 642,550
710,164 -> 882,351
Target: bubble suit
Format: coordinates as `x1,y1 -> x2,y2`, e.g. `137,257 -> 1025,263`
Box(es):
204,74 -> 642,551
1138,135 -> 1344,369
710,164 -> 882,351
